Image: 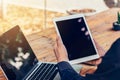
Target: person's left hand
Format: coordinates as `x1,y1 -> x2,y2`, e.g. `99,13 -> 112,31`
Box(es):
54,36 -> 69,62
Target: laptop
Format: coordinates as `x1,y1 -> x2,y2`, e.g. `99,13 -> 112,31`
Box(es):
0,26 -> 60,80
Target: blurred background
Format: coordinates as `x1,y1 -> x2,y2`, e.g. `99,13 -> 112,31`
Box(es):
0,0 -> 119,36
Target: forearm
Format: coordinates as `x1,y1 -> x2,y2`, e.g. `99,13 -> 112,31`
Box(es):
57,61 -> 86,80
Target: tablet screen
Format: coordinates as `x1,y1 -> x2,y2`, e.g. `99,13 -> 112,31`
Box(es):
55,17 -> 97,60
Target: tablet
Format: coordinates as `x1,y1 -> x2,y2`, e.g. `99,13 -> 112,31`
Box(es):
53,14 -> 99,64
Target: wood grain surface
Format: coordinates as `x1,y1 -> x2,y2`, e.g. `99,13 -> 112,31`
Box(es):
1,8 -> 120,80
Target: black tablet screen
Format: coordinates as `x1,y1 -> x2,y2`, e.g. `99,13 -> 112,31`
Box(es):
56,17 -> 97,60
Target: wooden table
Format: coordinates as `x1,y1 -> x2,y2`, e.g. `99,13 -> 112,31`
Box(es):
87,8 -> 120,51
1,8 -> 120,80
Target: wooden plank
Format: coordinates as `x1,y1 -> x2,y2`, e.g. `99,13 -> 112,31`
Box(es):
86,8 -> 120,51
1,8 -> 120,80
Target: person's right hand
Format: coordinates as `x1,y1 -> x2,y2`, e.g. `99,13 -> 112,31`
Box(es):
83,40 -> 106,66
79,40 -> 106,76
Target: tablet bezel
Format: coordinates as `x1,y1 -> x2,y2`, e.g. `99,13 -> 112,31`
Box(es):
53,14 -> 99,64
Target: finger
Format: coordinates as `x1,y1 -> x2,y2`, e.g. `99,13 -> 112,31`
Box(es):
57,36 -> 63,47
56,35 -> 62,40
85,58 -> 102,65
54,41 -> 58,54
80,69 -> 92,76
80,69 -> 87,76
56,35 -> 59,41
91,58 -> 102,64
55,37 -> 57,46
54,43 -> 59,60
94,58 -> 102,65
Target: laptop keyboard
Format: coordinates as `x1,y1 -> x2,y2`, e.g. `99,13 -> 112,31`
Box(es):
28,63 -> 58,80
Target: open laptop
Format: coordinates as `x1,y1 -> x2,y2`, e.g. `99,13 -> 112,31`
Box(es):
0,26 -> 60,80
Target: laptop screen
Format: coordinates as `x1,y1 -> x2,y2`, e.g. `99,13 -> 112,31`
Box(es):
0,26 -> 38,80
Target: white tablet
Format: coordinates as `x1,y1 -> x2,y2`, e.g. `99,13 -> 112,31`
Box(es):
53,14 -> 99,64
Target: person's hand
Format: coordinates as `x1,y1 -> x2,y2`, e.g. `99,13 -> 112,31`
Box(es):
80,64 -> 97,77
83,40 -> 105,66
79,40 -> 106,76
54,36 -> 69,62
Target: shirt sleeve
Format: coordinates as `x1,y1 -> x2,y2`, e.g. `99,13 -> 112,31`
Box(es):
57,61 -> 86,80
